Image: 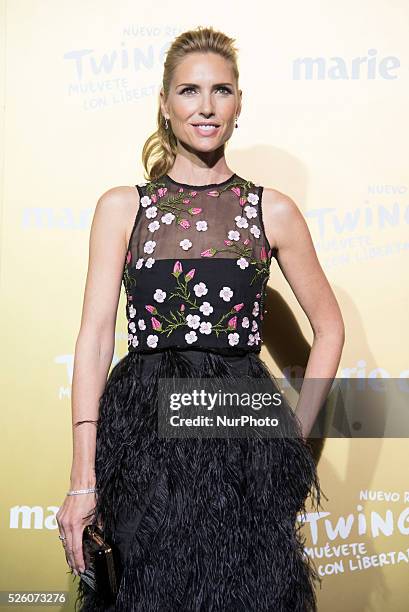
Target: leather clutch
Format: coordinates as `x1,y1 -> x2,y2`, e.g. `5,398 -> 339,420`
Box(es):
80,524 -> 123,604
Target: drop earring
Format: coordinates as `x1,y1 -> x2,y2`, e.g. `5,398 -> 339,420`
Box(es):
235,116 -> 238,128
164,117 -> 169,130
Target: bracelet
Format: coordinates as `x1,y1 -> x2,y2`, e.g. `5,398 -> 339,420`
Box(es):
66,487 -> 97,496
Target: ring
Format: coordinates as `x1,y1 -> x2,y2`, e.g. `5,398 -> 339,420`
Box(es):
59,534 -> 66,540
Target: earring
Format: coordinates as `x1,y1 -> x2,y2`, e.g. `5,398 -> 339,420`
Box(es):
164,117 -> 169,130
235,116 -> 238,128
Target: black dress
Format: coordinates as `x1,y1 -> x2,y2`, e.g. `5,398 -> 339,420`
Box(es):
75,172 -> 322,611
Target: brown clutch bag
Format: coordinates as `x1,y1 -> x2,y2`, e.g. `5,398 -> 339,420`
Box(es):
80,524 -> 123,604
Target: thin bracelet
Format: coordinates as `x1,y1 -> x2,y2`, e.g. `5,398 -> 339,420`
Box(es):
66,487 -> 97,496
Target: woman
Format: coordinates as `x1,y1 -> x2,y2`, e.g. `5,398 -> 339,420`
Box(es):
57,26 -> 344,611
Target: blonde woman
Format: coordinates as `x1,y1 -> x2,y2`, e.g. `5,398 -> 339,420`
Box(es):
57,26 -> 344,612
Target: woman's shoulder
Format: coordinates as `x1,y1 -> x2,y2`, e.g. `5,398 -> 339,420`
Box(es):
92,186 -> 141,245
259,185 -> 307,250
96,184 -> 140,207
261,185 -> 302,218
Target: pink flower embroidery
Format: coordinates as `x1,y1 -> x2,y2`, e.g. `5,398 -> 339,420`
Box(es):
185,268 -> 195,282
145,304 -> 157,314
173,261 -> 183,277
227,316 -> 237,330
243,238 -> 250,245
233,303 -> 244,312
151,194 -> 158,203
224,240 -> 233,246
260,246 -> 267,262
157,187 -> 168,197
207,190 -> 220,197
178,187 -> 184,192
180,304 -> 185,311
151,317 -> 162,330
179,219 -> 191,229
239,197 -> 246,207
201,248 -> 217,257
182,199 -> 191,204
190,208 -> 202,215
126,250 -> 131,264
231,187 -> 241,197
256,293 -> 261,298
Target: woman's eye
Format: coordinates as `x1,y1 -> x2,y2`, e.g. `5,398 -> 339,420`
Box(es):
180,86 -> 232,95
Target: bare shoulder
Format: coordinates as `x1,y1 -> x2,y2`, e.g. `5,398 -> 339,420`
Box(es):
96,185 -> 139,211
94,185 -> 140,249
261,186 -> 308,251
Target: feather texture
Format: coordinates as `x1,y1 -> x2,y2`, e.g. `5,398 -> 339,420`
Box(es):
74,348 -> 324,612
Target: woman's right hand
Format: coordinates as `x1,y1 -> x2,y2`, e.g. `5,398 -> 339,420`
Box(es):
56,492 -> 100,576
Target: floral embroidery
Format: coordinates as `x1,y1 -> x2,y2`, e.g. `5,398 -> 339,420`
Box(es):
141,261 -> 247,346
180,238 -> 192,250
124,174 -> 270,350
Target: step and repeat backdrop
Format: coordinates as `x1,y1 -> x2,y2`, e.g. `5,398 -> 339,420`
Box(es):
1,1 -> 408,611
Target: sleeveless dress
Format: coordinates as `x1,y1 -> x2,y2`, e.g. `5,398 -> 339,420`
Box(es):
74,172 -> 322,612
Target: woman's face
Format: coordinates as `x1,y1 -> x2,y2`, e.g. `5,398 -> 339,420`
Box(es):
161,52 -> 241,153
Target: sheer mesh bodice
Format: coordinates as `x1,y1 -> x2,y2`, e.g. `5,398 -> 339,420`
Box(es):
122,172 -> 273,354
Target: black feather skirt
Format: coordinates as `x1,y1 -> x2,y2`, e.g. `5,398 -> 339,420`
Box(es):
74,348 -> 323,612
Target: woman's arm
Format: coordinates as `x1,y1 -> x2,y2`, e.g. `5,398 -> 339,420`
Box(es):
70,185 -> 138,488
57,184 -> 139,576
262,187 -> 345,439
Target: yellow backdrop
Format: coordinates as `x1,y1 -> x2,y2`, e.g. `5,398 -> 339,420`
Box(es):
1,1 -> 408,610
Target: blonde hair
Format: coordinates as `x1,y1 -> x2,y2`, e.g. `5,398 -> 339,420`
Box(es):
141,26 -> 240,181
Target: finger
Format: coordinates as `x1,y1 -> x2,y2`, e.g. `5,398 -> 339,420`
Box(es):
64,530 -> 77,574
72,527 -> 86,574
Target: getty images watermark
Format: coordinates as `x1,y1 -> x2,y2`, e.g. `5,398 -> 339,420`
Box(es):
157,377 -> 409,439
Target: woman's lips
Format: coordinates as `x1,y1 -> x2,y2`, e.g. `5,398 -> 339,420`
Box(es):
191,124 -> 220,137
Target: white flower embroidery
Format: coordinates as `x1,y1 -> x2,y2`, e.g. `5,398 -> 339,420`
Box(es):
250,225 -> 261,238
144,240 -> 156,254
220,286 -> 233,301
153,289 -> 166,303
227,230 -> 240,241
244,205 -> 257,219
161,212 -> 175,224
186,314 -> 201,329
129,305 -> 136,319
247,333 -> 256,346
196,220 -> 208,231
254,331 -> 261,344
147,334 -> 159,348
247,192 -> 259,205
140,195 -> 152,208
185,330 -> 198,344
138,319 -> 146,330
252,301 -> 260,317
146,206 -> 157,219
128,322 -> 136,333
235,215 -> 248,229
145,257 -> 155,268
242,317 -> 250,328
193,282 -> 208,297
236,257 -> 249,270
180,238 -> 193,250
131,335 -> 139,347
135,258 -> 144,269
228,332 -> 240,346
148,220 -> 160,232
199,321 -> 212,334
199,301 -> 214,316
252,320 -> 258,332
